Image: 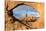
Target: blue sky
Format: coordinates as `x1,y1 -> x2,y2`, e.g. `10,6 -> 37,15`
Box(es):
13,5 -> 39,19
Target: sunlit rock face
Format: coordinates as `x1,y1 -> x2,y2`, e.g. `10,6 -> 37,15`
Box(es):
13,5 -> 40,21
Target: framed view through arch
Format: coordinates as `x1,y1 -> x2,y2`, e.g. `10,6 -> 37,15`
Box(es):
5,1 -> 44,31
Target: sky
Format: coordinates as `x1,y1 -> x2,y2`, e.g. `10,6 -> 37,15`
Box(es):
13,5 -> 40,19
